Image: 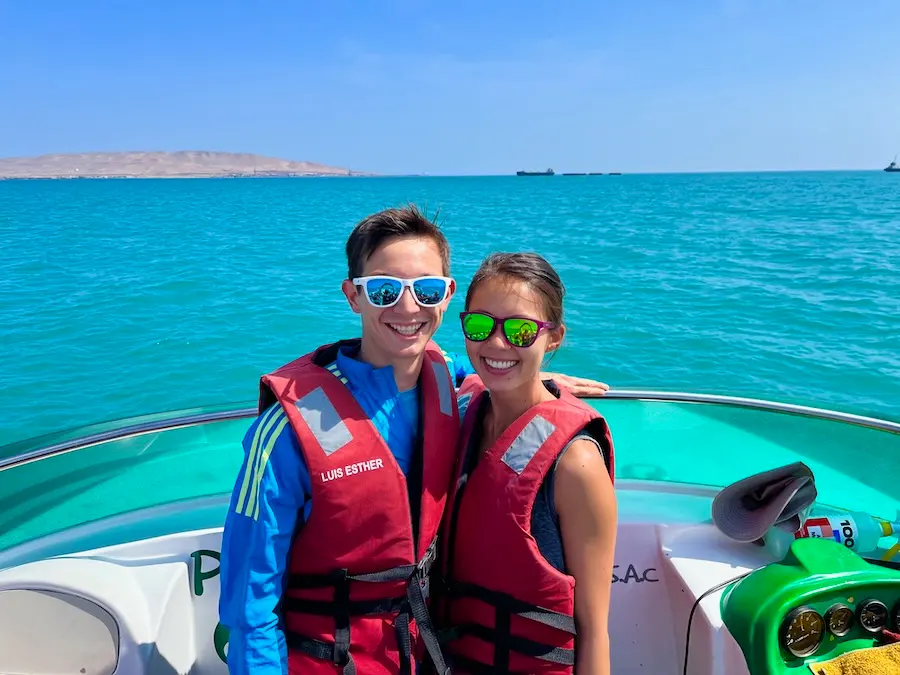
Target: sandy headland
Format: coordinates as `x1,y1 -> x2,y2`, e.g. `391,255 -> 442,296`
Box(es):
0,151 -> 370,179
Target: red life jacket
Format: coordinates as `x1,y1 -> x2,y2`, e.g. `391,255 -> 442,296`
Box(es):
259,339 -> 459,675
438,375 -> 614,674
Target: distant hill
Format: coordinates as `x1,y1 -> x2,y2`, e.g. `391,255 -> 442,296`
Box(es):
0,151 -> 368,179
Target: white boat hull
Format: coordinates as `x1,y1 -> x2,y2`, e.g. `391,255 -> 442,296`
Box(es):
0,480 -> 759,675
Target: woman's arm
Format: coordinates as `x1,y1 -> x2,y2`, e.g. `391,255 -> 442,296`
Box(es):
555,438 -> 617,675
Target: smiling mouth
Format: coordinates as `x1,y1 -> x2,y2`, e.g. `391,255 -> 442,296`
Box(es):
387,322 -> 426,337
482,357 -> 518,371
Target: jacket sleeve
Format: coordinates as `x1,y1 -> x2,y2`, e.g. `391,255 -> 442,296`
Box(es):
219,404 -> 311,675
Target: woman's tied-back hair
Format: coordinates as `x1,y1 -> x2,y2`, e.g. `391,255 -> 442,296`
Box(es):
465,252 -> 565,327
345,204 -> 451,280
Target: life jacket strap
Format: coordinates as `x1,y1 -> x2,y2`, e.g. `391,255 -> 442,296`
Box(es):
282,594 -> 408,616
284,538 -> 450,675
447,651 -> 574,675
442,581 -> 577,672
285,631 -> 357,675
285,567 -> 355,673
407,541 -> 451,675
288,563 -> 419,587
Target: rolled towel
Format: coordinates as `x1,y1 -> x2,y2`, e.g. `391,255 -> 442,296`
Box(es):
808,641 -> 900,674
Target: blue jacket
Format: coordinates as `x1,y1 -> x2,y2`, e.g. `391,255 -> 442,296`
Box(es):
219,345 -> 475,675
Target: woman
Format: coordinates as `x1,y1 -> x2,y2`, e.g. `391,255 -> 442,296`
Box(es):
438,252 -> 617,675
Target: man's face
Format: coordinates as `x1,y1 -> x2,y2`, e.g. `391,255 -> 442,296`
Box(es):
342,235 -> 455,367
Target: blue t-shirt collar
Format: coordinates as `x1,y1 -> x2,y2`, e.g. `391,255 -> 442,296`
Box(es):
335,344 -> 396,387
335,344 -> 424,396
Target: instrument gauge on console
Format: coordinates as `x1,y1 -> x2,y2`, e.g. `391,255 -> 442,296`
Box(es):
858,599 -> 888,633
780,606 -> 825,658
825,603 -> 854,637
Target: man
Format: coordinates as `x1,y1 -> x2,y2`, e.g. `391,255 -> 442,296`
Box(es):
219,205 -> 608,675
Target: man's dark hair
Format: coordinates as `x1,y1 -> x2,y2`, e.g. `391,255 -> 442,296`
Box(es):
345,204 -> 451,280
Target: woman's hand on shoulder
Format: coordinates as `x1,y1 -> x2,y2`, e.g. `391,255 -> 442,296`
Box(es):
555,438 -> 617,675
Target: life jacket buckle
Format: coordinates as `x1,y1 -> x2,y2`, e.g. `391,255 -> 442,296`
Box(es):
417,539 -> 438,576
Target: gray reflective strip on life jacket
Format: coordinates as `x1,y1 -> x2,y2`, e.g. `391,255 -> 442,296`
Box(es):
500,414 -> 556,474
295,386 -> 353,456
431,359 -> 453,416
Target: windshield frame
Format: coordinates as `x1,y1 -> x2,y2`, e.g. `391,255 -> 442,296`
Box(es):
2,390 -> 896,472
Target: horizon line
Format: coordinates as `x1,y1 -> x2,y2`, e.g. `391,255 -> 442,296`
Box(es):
2,168 -> 892,181
0,150 -> 896,179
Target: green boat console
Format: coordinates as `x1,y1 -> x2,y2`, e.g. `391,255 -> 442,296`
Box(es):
722,537 -> 900,673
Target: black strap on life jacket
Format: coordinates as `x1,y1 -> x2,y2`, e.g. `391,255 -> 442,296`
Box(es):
440,581 -> 577,674
283,537 -> 450,675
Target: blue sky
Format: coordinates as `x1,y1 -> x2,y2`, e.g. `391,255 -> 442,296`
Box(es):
1,0 -> 898,174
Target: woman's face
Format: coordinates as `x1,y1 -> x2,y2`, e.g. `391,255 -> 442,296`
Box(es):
462,276 -> 564,395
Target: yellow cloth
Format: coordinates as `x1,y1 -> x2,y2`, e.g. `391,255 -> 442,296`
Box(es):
809,641 -> 900,674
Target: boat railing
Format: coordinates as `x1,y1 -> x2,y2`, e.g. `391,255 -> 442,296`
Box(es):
602,390 -> 900,432
0,391 -> 897,472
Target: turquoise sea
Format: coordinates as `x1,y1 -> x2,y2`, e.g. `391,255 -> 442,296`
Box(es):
1,172 -> 898,446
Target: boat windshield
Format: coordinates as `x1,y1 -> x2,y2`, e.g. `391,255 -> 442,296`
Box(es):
0,393 -> 898,557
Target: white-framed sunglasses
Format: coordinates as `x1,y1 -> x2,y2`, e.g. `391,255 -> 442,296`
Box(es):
352,275 -> 453,308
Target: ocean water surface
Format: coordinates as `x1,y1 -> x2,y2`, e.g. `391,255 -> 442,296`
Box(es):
1,172 -> 898,445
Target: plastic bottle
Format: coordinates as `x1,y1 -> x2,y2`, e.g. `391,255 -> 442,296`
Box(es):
793,512 -> 900,556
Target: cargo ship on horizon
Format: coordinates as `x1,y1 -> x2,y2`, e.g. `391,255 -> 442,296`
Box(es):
516,168 -> 555,176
